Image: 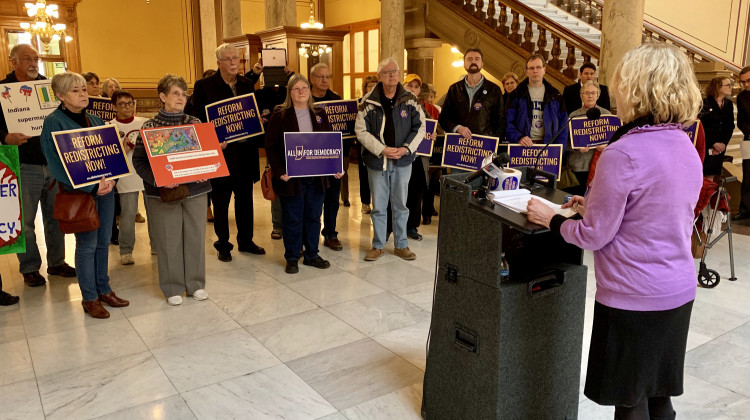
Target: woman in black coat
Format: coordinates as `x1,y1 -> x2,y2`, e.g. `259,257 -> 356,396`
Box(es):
700,76 -> 735,177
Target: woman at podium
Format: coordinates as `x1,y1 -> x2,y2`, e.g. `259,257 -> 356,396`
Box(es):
527,43 -> 703,420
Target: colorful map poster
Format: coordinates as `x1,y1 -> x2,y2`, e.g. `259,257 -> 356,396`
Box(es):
0,145 -> 25,255
51,125 -> 131,188
141,122 -> 229,186
0,80 -> 59,136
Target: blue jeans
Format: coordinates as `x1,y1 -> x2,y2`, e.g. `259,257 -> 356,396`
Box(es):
74,191 -> 114,301
17,164 -> 66,274
280,178 -> 325,261
368,161 -> 411,249
322,177 -> 341,239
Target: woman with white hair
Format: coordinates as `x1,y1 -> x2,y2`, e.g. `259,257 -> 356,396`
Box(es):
40,72 -> 129,319
527,43 -> 704,420
101,78 -> 121,98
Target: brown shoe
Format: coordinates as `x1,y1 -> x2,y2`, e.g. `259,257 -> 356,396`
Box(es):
47,263 -> 76,277
23,271 -> 46,287
394,247 -> 416,261
81,300 -> 110,319
364,247 -> 384,261
135,212 -> 146,223
324,238 -> 343,251
98,291 -> 130,307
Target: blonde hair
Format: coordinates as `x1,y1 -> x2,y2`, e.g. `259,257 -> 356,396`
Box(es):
278,73 -> 316,112
611,43 -> 701,125
502,72 -> 519,84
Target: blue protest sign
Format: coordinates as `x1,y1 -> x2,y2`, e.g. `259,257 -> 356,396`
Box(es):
569,115 -> 621,148
316,99 -> 358,138
51,125 -> 131,188
416,119 -> 437,156
284,132 -> 343,177
507,144 -> 564,180
441,133 -> 499,171
205,93 -> 264,143
683,120 -> 700,146
85,97 -> 117,121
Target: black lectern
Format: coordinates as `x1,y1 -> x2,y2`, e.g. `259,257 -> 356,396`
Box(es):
422,173 -> 587,420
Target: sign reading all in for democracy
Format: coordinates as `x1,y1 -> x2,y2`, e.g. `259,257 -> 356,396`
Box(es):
85,97 -> 117,121
284,132 -> 343,177
51,125 -> 131,188
441,133 -> 499,171
205,93 -> 264,143
569,115 -> 622,149
0,80 -> 59,136
317,100 -> 358,138
416,119 -> 437,156
0,146 -> 25,255
507,144 -> 564,180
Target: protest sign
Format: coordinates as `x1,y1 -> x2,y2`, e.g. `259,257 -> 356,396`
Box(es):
507,144 -> 564,180
0,80 -> 59,136
569,115 -> 621,149
51,125 -> 131,188
316,99 -> 358,138
284,132 -> 343,177
441,133 -> 499,171
683,120 -> 701,146
141,122 -> 229,186
0,146 -> 25,255
416,119 -> 437,156
85,97 -> 117,121
205,93 -> 264,143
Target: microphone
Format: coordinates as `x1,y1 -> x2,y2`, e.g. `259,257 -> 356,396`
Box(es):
528,107 -> 601,188
464,152 -> 510,184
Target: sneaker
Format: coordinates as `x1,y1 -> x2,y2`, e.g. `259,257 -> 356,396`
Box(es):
23,272 -> 46,287
364,248 -> 384,261
120,254 -> 135,265
47,263 -> 76,277
135,212 -> 146,223
302,256 -> 330,269
362,204 -> 372,214
167,295 -> 183,306
324,238 -> 343,251
271,229 -> 283,240
285,260 -> 299,274
192,289 -> 208,301
407,229 -> 423,241
394,247 -> 416,261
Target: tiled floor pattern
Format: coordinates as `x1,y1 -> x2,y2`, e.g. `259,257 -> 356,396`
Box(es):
1,165 -> 749,419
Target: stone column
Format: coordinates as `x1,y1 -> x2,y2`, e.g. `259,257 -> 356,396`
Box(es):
405,38 -> 442,83
381,0 -> 406,72
222,0 -> 243,38
265,0 -> 296,29
199,0 -> 218,72
599,0 -> 645,85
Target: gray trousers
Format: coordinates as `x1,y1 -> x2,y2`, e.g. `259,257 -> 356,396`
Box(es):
146,194 -> 207,298
118,191 -> 154,255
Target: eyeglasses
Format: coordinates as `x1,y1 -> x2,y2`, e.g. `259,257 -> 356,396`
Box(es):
527,65 -> 544,71
17,56 -> 40,63
116,101 -> 134,107
312,74 -> 331,80
582,92 -> 598,96
219,56 -> 240,63
291,86 -> 309,93
381,69 -> 399,76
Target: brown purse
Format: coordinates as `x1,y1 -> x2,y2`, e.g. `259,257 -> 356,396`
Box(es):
53,183 -> 100,234
261,164 -> 278,201
158,185 -> 190,202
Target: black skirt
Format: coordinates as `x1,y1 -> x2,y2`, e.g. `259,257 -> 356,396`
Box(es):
584,300 -> 694,406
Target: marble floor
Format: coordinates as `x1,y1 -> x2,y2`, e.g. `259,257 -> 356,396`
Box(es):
1,165 -> 750,419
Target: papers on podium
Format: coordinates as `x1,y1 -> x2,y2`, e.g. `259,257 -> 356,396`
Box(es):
490,189 -> 577,218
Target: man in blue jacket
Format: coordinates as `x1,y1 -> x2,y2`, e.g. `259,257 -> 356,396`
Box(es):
506,54 -> 568,149
355,58 -> 425,262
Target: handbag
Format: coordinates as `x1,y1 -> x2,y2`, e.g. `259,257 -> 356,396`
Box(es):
261,164 -> 278,201
53,183 -> 100,234
556,165 -> 580,190
158,185 -> 190,202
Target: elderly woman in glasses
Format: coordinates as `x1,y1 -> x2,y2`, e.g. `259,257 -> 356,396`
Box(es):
700,76 -> 735,178
40,72 -> 129,319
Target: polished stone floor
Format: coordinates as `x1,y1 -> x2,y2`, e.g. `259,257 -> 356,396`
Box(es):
1,165 -> 750,419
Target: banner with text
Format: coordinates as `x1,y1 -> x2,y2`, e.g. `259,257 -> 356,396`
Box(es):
416,119 -> 437,156
317,99 -> 358,138
284,132 -> 343,177
0,80 -> 59,136
441,133 -> 499,171
569,115 -> 621,149
0,146 -> 25,255
683,120 -> 701,146
205,93 -> 264,143
507,144 -> 564,180
85,97 -> 117,121
141,123 -> 229,186
51,125 -> 131,188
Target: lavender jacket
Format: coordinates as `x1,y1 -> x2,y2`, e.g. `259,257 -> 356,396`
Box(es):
558,124 -> 702,311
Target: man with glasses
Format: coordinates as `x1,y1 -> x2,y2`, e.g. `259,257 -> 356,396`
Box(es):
309,63 -> 345,251
0,43 -> 77,287
506,54 -> 568,148
734,67 -> 750,220
191,43 -> 265,262
355,57 -> 425,262
562,62 -> 611,113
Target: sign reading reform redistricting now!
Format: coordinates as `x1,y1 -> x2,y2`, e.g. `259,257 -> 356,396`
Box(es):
416,119 -> 437,156
316,99 -> 358,138
0,145 -> 25,255
507,144 -> 564,181
85,97 -> 117,121
569,115 -> 621,149
205,93 -> 264,143
51,125 -> 131,188
0,80 -> 59,136
683,120 -> 701,146
284,132 -> 343,177
141,123 -> 230,186
441,133 -> 499,171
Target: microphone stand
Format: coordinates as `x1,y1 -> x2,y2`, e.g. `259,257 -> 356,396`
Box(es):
527,113 -> 576,190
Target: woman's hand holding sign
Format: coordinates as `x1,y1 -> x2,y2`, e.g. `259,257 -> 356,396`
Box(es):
97,177 -> 116,196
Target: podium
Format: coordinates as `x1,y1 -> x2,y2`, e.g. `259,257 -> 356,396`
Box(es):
422,173 -> 587,420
